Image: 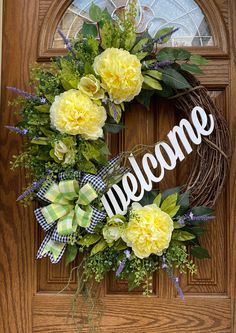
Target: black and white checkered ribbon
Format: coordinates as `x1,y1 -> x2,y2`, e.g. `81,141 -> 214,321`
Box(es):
36,229 -> 67,264
34,155 -> 128,263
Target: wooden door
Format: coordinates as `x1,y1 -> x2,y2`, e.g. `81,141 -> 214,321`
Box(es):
1,0 -> 236,332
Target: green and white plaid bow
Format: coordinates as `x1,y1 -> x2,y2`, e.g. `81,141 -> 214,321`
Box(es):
40,180 -> 98,235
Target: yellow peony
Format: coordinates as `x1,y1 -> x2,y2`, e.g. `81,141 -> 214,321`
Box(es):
50,89 -> 107,140
78,74 -> 104,100
93,48 -> 143,104
122,203 -> 174,259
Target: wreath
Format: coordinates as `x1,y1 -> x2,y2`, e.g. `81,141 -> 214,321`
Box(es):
7,0 -> 230,324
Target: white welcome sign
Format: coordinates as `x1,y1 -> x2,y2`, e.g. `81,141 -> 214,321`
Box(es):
101,106 -> 215,217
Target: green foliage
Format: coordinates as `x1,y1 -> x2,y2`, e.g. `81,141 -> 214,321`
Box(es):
191,246 -> 210,259
160,67 -> 191,90
156,47 -> 191,61
103,119 -> 125,134
89,3 -> 103,22
153,193 -> 162,207
81,22 -> 98,38
59,58 -> 80,90
135,90 -> 155,110
78,234 -> 101,246
120,256 -> 159,292
155,27 -> 175,43
172,230 -> 196,241
131,37 -> 149,54
190,54 -> 208,65
65,244 -> 78,265
166,242 -> 196,274
80,139 -> 110,166
143,75 -> 162,90
160,192 -> 180,217
91,239 -> 108,256
84,248 -> 119,282
180,63 -> 204,75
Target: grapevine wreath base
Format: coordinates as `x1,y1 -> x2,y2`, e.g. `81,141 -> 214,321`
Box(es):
169,74 -> 230,207
6,1 -> 231,331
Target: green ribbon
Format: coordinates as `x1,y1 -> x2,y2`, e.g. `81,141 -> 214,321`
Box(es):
40,180 -> 98,235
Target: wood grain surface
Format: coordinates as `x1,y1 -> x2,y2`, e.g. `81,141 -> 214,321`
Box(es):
0,0 -> 235,332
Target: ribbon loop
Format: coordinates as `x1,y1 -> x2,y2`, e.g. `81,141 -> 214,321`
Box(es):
77,183 -> 98,206
41,203 -> 73,225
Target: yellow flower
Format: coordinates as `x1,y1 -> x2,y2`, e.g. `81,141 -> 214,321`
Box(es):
122,203 -> 174,259
53,137 -> 76,165
78,74 -> 104,100
50,89 -> 107,140
93,48 -> 143,104
103,215 -> 126,244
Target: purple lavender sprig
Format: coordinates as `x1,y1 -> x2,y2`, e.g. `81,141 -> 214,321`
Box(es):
149,60 -> 175,70
177,211 -> 215,225
57,29 -> 77,59
5,126 -> 28,135
7,86 -> 47,104
116,249 -> 131,276
142,28 -> 179,51
16,170 -> 52,202
111,103 -> 117,122
162,256 -> 184,299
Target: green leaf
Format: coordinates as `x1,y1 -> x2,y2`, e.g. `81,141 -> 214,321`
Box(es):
161,193 -> 178,212
190,54 -> 208,65
78,234 -> 101,246
156,47 -> 190,61
155,27 -> 174,43
139,190 -> 159,206
114,239 -> 128,251
101,8 -> 112,22
155,84 -> 174,97
49,149 -> 60,163
91,239 -> 108,256
65,244 -> 78,265
143,70 -> 162,80
174,48 -> 191,60
180,63 -> 204,75
81,22 -> 98,37
153,193 -> 162,207
104,122 -> 125,133
31,137 -> 49,145
161,68 -> 191,90
143,75 -> 162,90
45,94 -> 55,103
135,90 -> 154,110
128,272 -> 137,291
177,191 -> 190,207
156,48 -> 176,61
191,246 -> 210,259
40,127 -> 54,137
192,207 -> 214,216
131,37 -> 149,54
167,205 -> 180,218
80,139 -> 109,165
187,227 -> 206,237
89,3 -> 103,22
161,187 -> 180,201
34,105 -> 50,113
172,230 -> 196,241
135,52 -> 149,60
177,191 -> 190,215
173,222 -> 185,229
77,159 -> 97,174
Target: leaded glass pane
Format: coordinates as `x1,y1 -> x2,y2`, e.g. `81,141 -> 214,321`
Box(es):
53,0 -> 214,48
